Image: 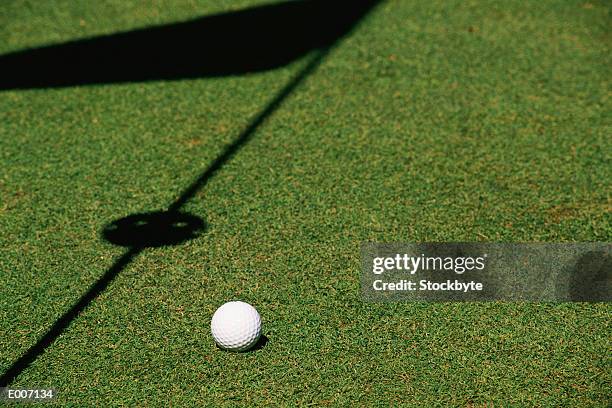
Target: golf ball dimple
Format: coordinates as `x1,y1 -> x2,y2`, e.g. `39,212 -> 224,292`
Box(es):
211,301 -> 262,352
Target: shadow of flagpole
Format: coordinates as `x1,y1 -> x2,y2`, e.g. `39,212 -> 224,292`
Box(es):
0,48 -> 329,387
1,0 -> 382,387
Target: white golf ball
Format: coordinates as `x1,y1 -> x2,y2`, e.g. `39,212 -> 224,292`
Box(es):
211,301 -> 262,351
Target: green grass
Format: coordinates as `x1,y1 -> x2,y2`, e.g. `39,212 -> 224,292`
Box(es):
1,0 -> 610,405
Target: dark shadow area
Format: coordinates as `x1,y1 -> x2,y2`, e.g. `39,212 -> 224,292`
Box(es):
0,0 -> 382,386
567,250 -> 611,302
103,211 -> 206,247
214,334 -> 269,353
0,0 -> 380,90
248,334 -> 269,352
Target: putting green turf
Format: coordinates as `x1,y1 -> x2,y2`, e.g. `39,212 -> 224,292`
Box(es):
1,0 -> 610,405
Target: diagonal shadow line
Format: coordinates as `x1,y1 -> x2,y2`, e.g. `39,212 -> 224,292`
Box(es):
168,49 -> 328,212
0,247 -> 142,386
1,1 -> 382,386
0,49 -> 327,387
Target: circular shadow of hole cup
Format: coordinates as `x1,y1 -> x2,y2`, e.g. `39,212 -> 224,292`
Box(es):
102,211 -> 206,248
